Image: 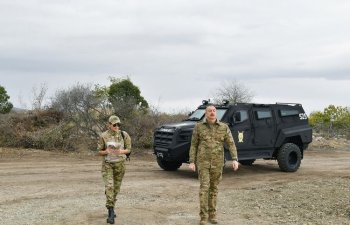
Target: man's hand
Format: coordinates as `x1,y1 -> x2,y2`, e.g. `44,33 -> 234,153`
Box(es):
232,160 -> 239,171
189,163 -> 196,172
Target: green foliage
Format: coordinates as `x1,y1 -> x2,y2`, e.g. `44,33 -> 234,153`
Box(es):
308,111 -> 324,126
94,84 -> 109,98
0,85 -> 13,114
309,105 -> 350,138
107,77 -> 149,119
323,105 -> 350,127
310,105 -> 350,126
108,77 -> 148,108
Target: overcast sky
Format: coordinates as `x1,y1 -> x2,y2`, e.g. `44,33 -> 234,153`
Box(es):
1,0 -> 349,114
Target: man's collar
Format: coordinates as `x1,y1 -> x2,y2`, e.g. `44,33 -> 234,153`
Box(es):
203,118 -> 220,125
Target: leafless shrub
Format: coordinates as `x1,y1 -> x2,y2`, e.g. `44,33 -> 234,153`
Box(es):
50,83 -> 110,139
212,79 -> 254,104
32,83 -> 48,110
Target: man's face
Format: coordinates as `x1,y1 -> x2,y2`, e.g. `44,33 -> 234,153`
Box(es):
205,106 -> 217,121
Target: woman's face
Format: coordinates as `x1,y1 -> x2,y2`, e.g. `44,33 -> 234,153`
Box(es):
109,123 -> 120,131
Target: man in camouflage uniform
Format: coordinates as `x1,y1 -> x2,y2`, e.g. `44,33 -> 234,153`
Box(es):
97,115 -> 131,224
189,105 -> 239,225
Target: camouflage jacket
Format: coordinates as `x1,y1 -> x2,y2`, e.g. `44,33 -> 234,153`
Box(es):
97,130 -> 132,163
189,119 -> 238,167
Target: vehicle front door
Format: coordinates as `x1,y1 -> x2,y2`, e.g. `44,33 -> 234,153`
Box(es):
226,106 -> 255,159
251,107 -> 275,148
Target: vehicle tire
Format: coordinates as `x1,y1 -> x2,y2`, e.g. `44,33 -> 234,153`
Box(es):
157,157 -> 182,171
238,159 -> 256,166
277,143 -> 302,172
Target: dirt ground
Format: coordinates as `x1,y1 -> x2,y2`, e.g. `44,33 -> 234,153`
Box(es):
0,145 -> 349,225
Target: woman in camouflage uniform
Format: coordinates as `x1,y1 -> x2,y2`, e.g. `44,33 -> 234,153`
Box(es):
97,115 -> 131,224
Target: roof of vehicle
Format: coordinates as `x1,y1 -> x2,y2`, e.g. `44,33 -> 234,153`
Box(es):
198,101 -> 303,109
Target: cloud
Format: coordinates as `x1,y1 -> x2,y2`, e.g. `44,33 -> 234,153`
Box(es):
1,0 -> 349,112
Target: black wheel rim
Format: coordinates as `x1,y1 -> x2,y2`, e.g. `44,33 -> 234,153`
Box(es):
288,151 -> 298,166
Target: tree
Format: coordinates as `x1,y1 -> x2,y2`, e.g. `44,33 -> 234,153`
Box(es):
32,83 -> 48,110
0,85 -> 13,114
212,79 -> 254,104
51,83 -> 109,138
308,111 -> 324,126
108,77 -> 149,119
309,105 -> 350,137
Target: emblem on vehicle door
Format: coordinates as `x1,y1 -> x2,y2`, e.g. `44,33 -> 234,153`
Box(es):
238,131 -> 244,143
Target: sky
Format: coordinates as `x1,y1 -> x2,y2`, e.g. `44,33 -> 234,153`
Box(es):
1,0 -> 350,114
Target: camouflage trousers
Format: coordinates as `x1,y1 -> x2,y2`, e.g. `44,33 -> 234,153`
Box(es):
198,164 -> 223,220
101,161 -> 125,208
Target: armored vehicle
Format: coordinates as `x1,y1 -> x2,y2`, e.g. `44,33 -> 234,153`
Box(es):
153,101 -> 312,172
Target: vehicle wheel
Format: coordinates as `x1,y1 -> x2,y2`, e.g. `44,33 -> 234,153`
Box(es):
277,143 -> 302,172
156,157 -> 182,171
238,159 -> 256,166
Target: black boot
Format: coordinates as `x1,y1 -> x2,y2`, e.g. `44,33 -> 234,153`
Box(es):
107,207 -> 115,224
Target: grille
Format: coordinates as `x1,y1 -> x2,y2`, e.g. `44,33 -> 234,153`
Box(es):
178,130 -> 192,142
154,130 -> 174,148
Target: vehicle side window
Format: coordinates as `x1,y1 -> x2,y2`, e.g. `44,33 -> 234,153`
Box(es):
256,110 -> 272,120
233,110 -> 249,123
279,108 -> 306,122
279,109 -> 299,117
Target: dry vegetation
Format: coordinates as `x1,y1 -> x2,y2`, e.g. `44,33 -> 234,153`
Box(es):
0,109 -> 186,151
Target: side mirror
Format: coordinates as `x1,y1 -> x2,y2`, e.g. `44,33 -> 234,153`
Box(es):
188,111 -> 194,116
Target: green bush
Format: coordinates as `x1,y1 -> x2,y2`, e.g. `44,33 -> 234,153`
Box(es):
309,105 -> 350,138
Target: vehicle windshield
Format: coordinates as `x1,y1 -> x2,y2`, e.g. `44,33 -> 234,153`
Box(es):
187,108 -> 227,121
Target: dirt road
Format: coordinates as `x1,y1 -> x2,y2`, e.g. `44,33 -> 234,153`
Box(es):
0,147 -> 349,225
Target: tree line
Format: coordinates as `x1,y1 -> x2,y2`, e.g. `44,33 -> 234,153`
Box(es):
2,78 -> 347,152
0,78 -> 187,151
309,105 -> 350,138
0,78 -> 256,151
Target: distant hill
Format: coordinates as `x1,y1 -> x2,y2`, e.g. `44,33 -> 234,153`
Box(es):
11,107 -> 28,113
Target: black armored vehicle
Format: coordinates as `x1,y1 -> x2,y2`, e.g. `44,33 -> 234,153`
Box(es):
153,101 -> 312,172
